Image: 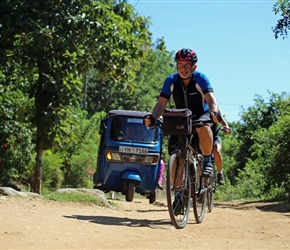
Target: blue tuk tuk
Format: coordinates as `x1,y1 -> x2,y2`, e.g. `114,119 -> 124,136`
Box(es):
93,110 -> 163,203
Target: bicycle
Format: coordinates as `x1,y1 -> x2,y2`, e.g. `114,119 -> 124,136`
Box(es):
207,125 -> 231,213
159,108 -> 215,229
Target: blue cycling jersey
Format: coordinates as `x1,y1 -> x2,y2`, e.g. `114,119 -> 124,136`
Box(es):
160,71 -> 213,118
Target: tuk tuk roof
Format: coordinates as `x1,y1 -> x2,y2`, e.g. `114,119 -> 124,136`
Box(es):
108,110 -> 149,118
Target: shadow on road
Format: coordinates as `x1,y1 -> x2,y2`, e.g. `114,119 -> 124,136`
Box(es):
63,214 -> 175,228
63,201 -> 199,228
214,201 -> 290,214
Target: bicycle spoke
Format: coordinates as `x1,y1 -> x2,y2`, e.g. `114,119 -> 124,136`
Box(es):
166,153 -> 191,229
207,176 -> 214,212
192,162 -> 207,223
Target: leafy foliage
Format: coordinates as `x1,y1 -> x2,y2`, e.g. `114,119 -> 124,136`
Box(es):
0,90 -> 35,188
256,115 -> 290,200
226,92 -> 290,201
55,109 -> 104,189
0,1 -> 290,203
0,0 -> 152,192
41,150 -> 65,192
84,38 -> 175,116
273,0 -> 290,39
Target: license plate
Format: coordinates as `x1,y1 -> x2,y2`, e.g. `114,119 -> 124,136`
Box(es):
119,146 -> 148,155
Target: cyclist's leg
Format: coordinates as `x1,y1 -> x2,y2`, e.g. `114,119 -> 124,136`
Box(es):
213,138 -> 225,185
195,113 -> 214,176
213,139 -> 222,172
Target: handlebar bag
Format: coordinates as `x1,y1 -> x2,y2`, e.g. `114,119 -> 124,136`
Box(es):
162,108 -> 192,136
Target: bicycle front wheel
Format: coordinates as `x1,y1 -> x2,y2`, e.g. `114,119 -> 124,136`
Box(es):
206,176 -> 214,212
166,153 -> 191,229
192,163 -> 207,223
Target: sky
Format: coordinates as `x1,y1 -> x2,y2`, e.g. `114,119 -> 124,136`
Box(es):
127,0 -> 290,122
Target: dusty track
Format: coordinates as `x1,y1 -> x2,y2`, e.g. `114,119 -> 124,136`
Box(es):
0,193 -> 289,249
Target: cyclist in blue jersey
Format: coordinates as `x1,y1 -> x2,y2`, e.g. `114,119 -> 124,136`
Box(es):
144,48 -> 221,176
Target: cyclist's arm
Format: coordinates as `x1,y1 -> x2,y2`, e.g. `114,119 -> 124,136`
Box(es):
144,75 -> 173,127
204,92 -> 218,113
205,92 -> 222,123
220,116 -> 229,128
144,96 -> 168,127
218,109 -> 231,134
195,71 -> 220,122
151,75 -> 173,120
217,109 -> 227,126
152,96 -> 168,119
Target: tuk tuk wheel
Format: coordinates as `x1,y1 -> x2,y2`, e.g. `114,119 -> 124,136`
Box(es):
149,191 -> 156,204
125,181 -> 135,202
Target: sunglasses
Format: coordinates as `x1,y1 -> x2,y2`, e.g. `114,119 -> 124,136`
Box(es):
177,63 -> 193,70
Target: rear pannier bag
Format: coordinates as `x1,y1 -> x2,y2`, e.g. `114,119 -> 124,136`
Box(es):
162,108 -> 192,136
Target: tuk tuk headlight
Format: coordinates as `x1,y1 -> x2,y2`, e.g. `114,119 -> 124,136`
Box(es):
106,151 -> 122,162
143,155 -> 159,165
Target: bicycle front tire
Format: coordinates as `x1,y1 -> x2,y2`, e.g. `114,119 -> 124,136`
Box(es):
206,176 -> 214,212
166,153 -> 191,229
192,162 -> 207,223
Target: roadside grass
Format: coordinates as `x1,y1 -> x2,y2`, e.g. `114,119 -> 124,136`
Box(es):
41,189 -> 160,208
41,191 -> 158,208
43,192 -> 107,207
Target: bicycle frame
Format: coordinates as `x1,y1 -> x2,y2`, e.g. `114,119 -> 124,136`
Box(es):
164,119 -> 213,228
152,113 -> 216,228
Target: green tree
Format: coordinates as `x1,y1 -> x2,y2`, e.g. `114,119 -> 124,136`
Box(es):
265,115 -> 290,200
219,121 -> 239,185
231,92 -> 287,181
84,38 -> 175,115
273,0 -> 290,39
0,90 -> 35,189
232,92 -> 290,200
249,107 -> 290,201
0,0 -> 151,193
53,108 -> 104,189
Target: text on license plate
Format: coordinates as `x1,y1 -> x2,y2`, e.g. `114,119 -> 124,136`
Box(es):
119,146 -> 148,154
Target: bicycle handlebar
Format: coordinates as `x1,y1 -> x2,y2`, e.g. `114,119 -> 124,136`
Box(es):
219,126 -> 232,133
149,119 -> 231,135
191,119 -> 213,127
149,119 -> 214,129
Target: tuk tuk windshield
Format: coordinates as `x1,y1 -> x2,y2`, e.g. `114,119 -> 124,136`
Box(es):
110,116 -> 158,143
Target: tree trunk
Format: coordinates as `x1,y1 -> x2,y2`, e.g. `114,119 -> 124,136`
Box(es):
33,160 -> 42,194
32,132 -> 44,194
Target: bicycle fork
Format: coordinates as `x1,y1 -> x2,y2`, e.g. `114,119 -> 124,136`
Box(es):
171,152 -> 188,190
172,152 -> 190,213
191,154 -> 207,198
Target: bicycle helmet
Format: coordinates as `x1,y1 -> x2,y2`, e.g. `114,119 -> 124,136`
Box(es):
175,48 -> 198,64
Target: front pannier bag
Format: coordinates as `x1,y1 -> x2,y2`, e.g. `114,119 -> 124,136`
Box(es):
162,108 -> 192,136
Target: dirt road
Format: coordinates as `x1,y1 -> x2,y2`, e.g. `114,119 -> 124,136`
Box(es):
0,192 -> 289,250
